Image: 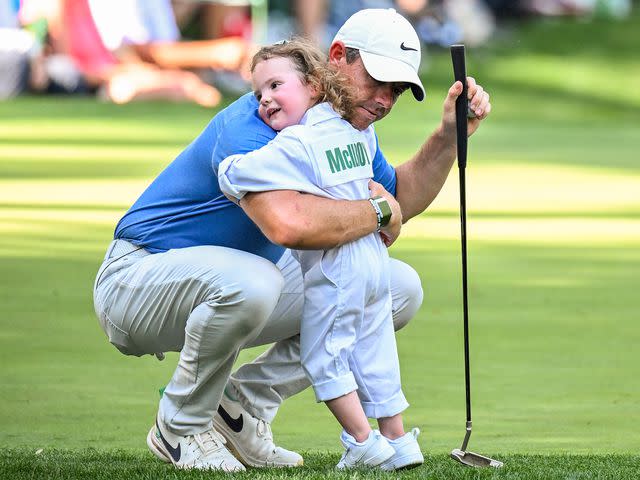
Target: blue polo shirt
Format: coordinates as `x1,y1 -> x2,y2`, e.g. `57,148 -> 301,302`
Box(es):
114,93 -> 397,264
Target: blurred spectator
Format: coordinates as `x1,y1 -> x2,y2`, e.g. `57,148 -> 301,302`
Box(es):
483,0 -> 529,18
392,0 -> 464,47
23,0 -> 222,105
171,0 -> 252,40
395,0 -> 494,47
73,0 -> 225,105
293,0 -> 327,44
324,0 -> 395,46
524,0 -> 593,16
6,0 -> 236,105
482,0 -> 631,19
396,0 -> 428,13
285,0 -> 493,49
0,0 -> 38,99
7,0 -> 629,105
18,0 -> 90,95
442,0 -> 495,46
521,0 -> 631,18
88,0 -> 252,74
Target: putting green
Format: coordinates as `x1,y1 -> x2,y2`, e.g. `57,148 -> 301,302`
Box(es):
1,12 -> 639,457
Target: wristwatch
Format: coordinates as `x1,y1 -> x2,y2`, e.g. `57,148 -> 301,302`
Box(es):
369,196 -> 392,231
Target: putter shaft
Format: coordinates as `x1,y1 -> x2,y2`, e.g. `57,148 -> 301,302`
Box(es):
449,44 -> 503,470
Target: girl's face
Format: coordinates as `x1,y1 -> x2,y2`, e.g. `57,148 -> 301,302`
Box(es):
252,57 -> 317,131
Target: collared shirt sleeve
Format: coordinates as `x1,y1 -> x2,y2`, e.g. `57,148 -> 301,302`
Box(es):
371,131 -> 397,197
211,99 -> 276,174
218,126 -> 325,201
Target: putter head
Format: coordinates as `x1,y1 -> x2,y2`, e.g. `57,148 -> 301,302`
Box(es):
450,448 -> 503,468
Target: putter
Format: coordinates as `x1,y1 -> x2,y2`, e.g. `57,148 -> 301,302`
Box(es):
449,44 -> 503,469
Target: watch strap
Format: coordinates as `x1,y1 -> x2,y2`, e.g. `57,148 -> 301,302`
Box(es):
369,196 -> 392,230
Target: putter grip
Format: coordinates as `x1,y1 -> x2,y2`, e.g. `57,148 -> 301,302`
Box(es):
451,45 -> 468,169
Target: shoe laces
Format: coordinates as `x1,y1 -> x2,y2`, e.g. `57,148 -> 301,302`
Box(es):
256,418 -> 274,441
193,429 -> 227,455
256,418 -> 283,457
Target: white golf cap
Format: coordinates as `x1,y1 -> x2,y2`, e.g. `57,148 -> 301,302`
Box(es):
333,8 -> 425,101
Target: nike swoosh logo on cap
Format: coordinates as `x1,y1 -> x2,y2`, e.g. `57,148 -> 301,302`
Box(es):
156,420 -> 181,463
400,42 -> 418,51
217,405 -> 243,433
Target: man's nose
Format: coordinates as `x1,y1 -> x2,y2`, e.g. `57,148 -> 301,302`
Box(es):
261,95 -> 271,106
374,84 -> 393,110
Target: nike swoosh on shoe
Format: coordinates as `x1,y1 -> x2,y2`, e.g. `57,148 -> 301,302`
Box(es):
156,420 -> 181,463
217,404 -> 243,433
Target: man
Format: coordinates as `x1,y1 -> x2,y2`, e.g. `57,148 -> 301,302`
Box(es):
93,8 -> 491,472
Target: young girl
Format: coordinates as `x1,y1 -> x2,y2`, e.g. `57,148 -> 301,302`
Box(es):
218,40 -> 422,470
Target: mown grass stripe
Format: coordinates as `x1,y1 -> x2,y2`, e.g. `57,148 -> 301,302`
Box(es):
1,450 -> 639,480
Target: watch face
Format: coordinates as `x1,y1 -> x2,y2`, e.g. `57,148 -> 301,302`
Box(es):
376,198 -> 392,227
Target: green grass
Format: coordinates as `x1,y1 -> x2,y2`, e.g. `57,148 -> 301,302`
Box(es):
1,10 -> 640,479
2,450 -> 639,480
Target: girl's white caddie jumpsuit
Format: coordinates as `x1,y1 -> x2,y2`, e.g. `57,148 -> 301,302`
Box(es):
218,103 -> 408,419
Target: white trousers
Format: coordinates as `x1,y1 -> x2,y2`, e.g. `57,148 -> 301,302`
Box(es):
299,238 -> 408,419
93,240 -> 423,435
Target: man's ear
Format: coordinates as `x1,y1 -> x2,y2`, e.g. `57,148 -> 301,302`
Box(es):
328,41 -> 347,65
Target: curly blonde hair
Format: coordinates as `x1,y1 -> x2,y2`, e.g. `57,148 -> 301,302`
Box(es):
250,39 -> 356,123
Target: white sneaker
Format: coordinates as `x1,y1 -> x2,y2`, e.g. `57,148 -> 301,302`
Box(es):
213,395 -> 304,467
146,415 -> 245,472
336,430 -> 395,469
380,428 -> 424,471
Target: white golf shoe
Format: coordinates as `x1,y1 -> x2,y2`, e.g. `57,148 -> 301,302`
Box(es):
146,415 -> 245,472
379,427 -> 424,471
213,395 -> 304,467
336,429 -> 395,469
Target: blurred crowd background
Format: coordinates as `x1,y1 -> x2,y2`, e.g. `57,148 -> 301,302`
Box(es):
0,0 -> 633,106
